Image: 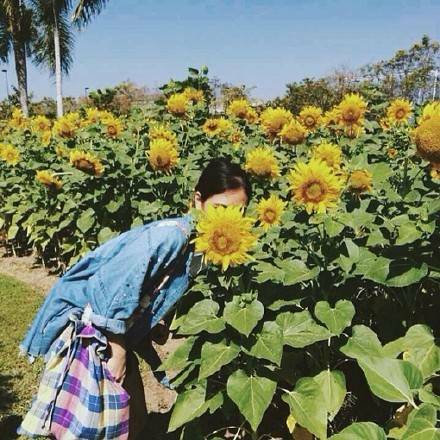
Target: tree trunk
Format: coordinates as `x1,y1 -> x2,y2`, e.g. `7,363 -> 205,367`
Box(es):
53,2 -> 63,118
12,39 -> 29,117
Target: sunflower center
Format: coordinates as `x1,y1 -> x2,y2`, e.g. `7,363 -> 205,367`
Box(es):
343,107 -> 361,123
75,159 -> 95,174
156,154 -> 170,168
108,125 -> 117,135
263,209 -> 277,223
304,181 -> 324,201
396,109 -> 406,119
305,116 -> 315,127
212,231 -> 235,254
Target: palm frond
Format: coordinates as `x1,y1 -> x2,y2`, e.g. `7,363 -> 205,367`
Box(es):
31,0 -> 74,76
72,0 -> 108,28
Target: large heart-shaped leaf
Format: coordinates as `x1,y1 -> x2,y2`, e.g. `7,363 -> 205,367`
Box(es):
168,382 -> 207,432
276,259 -> 320,285
248,321 -> 284,366
276,310 -> 330,348
340,325 -> 384,359
329,422 -> 386,440
199,339 -> 240,380
223,297 -> 264,337
314,370 -> 346,421
282,377 -> 327,440
357,356 -> 423,405
158,337 -> 196,371
178,299 -> 225,335
226,369 -> 277,432
315,300 -> 355,336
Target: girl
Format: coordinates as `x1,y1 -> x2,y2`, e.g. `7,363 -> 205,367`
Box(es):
18,157 -> 252,439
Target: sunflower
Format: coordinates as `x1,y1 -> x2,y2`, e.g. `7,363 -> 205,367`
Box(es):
387,148 -> 398,158
55,145 -> 68,157
53,113 -> 81,138
227,99 -> 252,119
202,117 -> 232,137
167,93 -> 189,116
183,87 -> 205,104
387,99 -> 412,124
288,158 -> 344,214
336,93 -> 367,126
31,115 -> 51,133
36,170 -> 62,190
193,204 -> 257,271
323,108 -> 340,126
299,106 -> 322,131
348,169 -> 372,194
256,195 -> 286,230
418,101 -> 440,124
279,119 -> 307,145
229,130 -> 242,147
429,162 -> 440,180
380,117 -> 392,131
245,146 -> 279,178
148,123 -> 177,146
244,107 -> 258,124
312,142 -> 342,169
103,114 -> 123,138
147,138 -> 179,172
83,107 -> 103,125
69,149 -> 104,176
41,130 -> 52,146
259,107 -> 293,137
9,108 -> 27,129
414,115 -> 440,163
0,144 -> 20,165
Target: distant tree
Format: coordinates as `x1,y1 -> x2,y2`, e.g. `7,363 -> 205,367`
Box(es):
361,35 -> 440,101
272,78 -> 338,113
0,0 -> 34,116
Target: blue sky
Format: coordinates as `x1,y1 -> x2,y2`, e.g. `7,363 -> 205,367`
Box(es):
1,0 -> 439,100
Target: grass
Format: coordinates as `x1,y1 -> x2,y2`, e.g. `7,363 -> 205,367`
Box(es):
0,274 -> 44,439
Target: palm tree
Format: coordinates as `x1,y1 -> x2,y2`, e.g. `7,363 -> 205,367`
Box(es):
72,0 -> 108,25
31,0 -> 107,118
0,0 -> 34,116
31,0 -> 73,117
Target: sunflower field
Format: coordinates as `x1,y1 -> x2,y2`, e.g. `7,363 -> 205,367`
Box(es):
1,68 -> 440,439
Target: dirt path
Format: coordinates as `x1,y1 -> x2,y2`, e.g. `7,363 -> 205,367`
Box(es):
0,253 -> 180,414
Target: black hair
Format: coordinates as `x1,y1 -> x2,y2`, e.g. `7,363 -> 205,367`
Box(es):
195,157 -> 252,203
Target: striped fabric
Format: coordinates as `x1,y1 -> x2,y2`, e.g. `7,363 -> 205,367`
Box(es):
18,307 -> 130,439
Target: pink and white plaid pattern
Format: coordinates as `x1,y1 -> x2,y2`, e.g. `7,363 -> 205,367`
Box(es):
18,309 -> 130,439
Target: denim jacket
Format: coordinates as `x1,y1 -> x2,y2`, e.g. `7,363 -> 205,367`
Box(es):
20,213 -> 195,365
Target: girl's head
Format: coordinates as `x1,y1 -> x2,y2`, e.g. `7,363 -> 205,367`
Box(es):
194,158 -> 252,210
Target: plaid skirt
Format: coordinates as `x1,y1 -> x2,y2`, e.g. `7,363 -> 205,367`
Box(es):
18,306 -> 130,439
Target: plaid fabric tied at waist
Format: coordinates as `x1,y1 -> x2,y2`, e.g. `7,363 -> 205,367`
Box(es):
18,304 -> 130,439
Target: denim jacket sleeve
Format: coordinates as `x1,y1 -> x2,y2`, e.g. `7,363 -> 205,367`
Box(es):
19,215 -> 193,358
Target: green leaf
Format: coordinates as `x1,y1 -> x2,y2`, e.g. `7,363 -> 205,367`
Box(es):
358,356 -> 423,405
226,369 -> 277,432
314,370 -> 346,421
329,422 -> 386,440
7,224 -> 19,239
178,299 -> 225,335
282,377 -> 327,440
419,386 -> 440,408
254,261 -> 285,283
276,310 -> 330,348
168,382 -> 207,432
385,263 -> 428,287
340,325 -> 384,359
199,339 -> 240,380
323,217 -> 345,238
354,249 -> 390,283
314,300 -> 355,336
401,404 -> 439,440
396,224 -> 422,246
276,259 -> 320,285
106,198 -> 124,214
248,321 -> 284,366
76,208 -> 95,233
158,337 -> 196,372
223,297 -> 264,337
97,227 -> 117,245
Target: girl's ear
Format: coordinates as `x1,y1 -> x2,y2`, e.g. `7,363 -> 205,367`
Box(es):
194,191 -> 203,210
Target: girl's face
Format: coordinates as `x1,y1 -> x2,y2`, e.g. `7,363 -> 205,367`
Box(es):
194,188 -> 248,211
